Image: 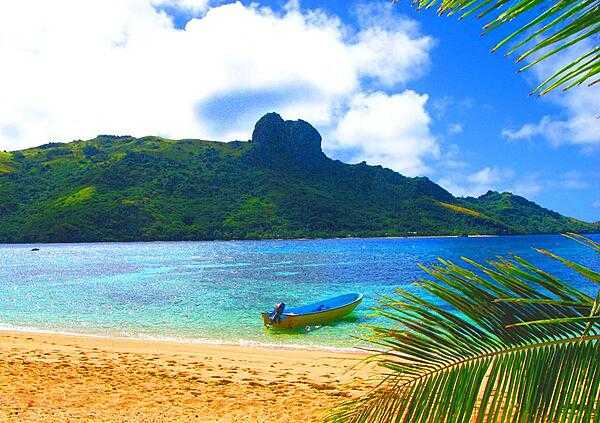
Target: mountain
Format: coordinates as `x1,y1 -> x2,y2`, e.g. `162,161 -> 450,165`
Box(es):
0,113 -> 596,243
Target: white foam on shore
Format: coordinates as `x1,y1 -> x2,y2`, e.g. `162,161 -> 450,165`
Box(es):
0,323 -> 364,354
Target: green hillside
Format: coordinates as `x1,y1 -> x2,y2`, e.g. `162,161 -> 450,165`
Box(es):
0,113 -> 595,243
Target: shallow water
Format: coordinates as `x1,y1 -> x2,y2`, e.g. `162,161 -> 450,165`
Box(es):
1,235 -> 598,348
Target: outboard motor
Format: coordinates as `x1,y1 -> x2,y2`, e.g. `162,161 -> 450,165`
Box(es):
269,302 -> 285,324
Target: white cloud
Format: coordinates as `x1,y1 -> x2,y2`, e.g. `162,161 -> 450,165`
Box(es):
560,170 -> 588,190
351,27 -> 433,87
431,96 -> 473,119
509,179 -> 544,198
0,0 -> 435,161
502,119 -> 549,141
438,167 -> 593,199
468,167 -> 507,186
329,91 -> 438,176
153,0 -> 210,13
447,123 -> 463,135
502,105 -> 600,147
436,178 -> 474,198
438,166 -> 514,197
438,143 -> 467,170
593,200 -> 600,209
501,42 -> 600,149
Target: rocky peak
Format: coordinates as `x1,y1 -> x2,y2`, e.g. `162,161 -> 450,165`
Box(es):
248,113 -> 326,168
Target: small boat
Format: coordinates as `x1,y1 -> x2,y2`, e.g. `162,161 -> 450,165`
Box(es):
261,293 -> 363,329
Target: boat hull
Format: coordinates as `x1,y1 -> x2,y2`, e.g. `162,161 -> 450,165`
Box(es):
262,294 -> 362,329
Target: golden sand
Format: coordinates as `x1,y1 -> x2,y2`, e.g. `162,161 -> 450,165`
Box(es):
0,331 -> 374,422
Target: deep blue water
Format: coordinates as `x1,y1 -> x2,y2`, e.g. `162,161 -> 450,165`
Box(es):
1,235 -> 598,348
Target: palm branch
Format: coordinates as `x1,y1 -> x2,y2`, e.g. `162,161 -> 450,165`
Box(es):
393,0 -> 600,94
327,234 -> 600,422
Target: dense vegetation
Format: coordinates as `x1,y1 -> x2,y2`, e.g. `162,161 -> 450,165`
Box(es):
0,113 -> 596,243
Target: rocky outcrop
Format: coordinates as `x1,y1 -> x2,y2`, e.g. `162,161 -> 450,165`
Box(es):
248,112 -> 326,168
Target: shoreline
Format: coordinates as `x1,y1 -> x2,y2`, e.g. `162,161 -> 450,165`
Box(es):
12,233 -> 592,247
0,328 -> 368,357
0,330 -> 374,422
0,325 -> 365,354
5,231 -> 600,246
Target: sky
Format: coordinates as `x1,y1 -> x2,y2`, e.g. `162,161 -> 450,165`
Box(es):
0,0 -> 598,221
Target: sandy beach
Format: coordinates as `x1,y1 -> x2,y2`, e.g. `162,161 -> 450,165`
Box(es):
0,330 -> 374,422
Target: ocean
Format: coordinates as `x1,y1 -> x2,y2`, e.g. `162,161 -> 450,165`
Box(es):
1,234 -> 598,349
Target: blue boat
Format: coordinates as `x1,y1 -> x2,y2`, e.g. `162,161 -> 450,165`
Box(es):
261,293 -> 363,329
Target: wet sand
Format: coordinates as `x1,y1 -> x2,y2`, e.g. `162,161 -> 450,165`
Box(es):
0,331 -> 374,422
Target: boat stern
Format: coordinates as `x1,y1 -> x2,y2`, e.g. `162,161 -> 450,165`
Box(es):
261,312 -> 271,327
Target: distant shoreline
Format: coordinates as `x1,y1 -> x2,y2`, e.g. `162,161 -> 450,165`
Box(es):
6,232 -> 600,246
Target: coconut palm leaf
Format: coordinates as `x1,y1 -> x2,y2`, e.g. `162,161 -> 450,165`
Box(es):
393,0 -> 600,94
564,232 -> 600,252
326,235 -> 600,422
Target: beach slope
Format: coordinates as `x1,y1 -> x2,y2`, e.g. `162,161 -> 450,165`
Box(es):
0,331 -> 372,422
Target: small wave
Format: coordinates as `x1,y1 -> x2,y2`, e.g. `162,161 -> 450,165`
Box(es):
0,324 -> 364,354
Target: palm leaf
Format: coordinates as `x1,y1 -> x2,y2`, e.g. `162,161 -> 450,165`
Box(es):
564,232 -> 600,252
326,235 -> 600,422
393,0 -> 600,94
535,247 -> 600,284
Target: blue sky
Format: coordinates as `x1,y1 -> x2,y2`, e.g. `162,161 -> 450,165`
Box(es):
1,0 -> 598,221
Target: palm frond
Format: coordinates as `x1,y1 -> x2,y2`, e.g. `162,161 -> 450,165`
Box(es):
564,232 -> 600,252
393,0 -> 600,94
327,235 -> 600,422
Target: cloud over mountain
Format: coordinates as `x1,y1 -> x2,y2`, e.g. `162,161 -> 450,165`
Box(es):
0,0 -> 435,175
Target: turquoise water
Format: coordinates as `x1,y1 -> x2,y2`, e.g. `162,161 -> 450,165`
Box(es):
1,235 -> 598,349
